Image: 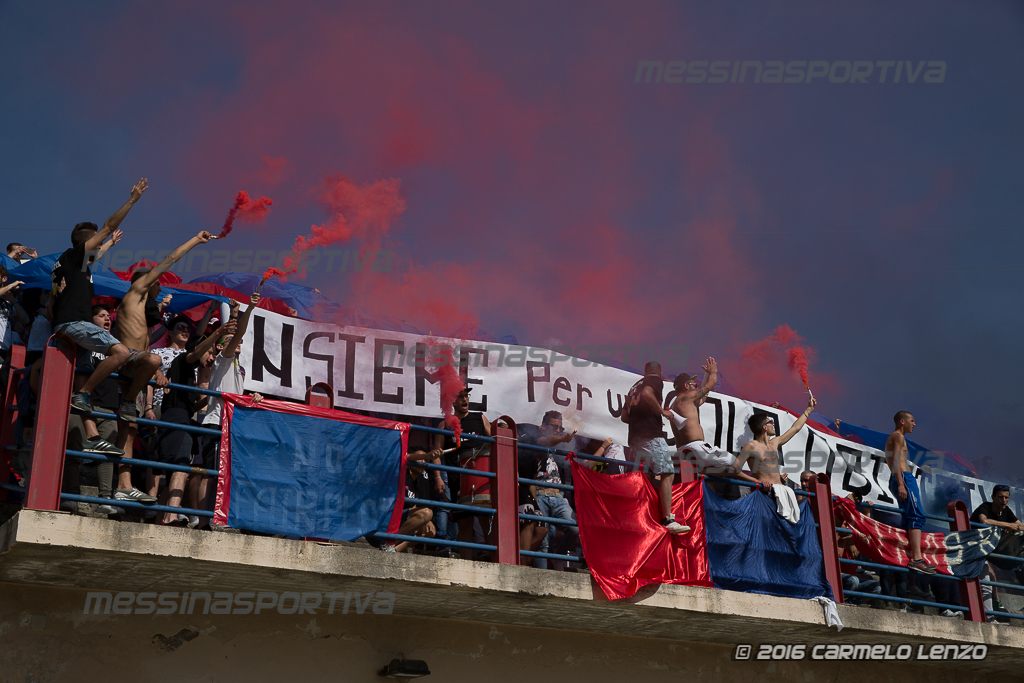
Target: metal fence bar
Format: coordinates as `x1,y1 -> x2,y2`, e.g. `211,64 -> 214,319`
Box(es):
81,410 -> 222,437
59,492 -> 214,518
843,589 -> 968,613
404,497 -> 495,515
979,579 -> 1024,592
518,513 -> 577,527
422,462 -> 496,479
27,336 -> 75,511
520,550 -> 581,562
517,477 -> 574,492
65,449 -> 217,477
985,610 -> 1024,621
369,532 -> 495,552
0,344 -> 24,503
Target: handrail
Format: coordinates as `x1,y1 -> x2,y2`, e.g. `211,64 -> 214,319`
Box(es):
65,449 -> 217,477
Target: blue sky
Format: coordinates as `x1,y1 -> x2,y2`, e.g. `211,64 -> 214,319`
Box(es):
3,1 -> 1022,475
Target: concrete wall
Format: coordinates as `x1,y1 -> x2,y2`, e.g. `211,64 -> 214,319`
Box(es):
1,510 -> 1023,682
0,583 -> 1011,683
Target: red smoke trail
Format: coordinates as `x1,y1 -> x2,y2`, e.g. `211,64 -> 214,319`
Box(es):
260,175 -> 405,283
427,342 -> 465,446
729,325 -> 822,405
218,190 -> 274,238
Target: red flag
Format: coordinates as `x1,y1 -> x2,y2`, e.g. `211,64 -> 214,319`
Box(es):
571,460 -> 713,599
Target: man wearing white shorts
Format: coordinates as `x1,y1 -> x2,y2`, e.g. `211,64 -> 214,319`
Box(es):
670,358 -> 758,489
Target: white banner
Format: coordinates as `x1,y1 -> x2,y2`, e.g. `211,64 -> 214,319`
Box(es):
240,309 -> 1013,514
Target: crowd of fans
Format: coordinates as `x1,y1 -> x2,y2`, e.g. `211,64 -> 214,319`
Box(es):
1,181 -> 1022,621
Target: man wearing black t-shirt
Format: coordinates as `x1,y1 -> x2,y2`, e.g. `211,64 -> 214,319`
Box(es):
621,361 -> 689,534
972,486 -> 1024,534
51,178 -> 148,456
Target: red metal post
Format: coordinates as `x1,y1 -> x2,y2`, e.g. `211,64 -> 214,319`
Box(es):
26,337 -> 75,511
948,500 -> 985,622
810,473 -> 844,604
305,382 -> 334,410
0,345 -> 26,501
491,415 -> 519,565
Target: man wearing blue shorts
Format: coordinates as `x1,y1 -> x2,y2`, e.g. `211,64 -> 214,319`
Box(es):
886,411 -> 935,575
51,178 -> 149,458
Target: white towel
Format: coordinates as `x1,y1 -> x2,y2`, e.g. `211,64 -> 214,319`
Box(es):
772,484 -> 800,524
812,596 -> 844,631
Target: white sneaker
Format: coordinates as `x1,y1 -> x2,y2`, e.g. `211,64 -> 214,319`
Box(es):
186,515 -> 200,528
663,520 -> 691,534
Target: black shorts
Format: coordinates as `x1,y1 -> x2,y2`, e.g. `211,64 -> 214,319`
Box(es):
198,434 -> 220,472
156,407 -> 194,469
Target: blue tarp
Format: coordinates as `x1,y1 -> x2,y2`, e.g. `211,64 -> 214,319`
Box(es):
226,407 -> 403,540
9,253 -> 228,313
703,483 -> 833,599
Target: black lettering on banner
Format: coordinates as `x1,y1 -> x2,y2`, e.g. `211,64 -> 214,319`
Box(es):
726,401 -> 737,454
869,454 -> 895,503
374,339 -> 404,405
460,347 -> 487,412
704,397 -> 724,449
607,390 -> 624,418
838,444 -> 872,498
302,332 -> 335,391
414,342 -> 438,407
552,377 -> 572,407
526,362 -> 550,403
824,442 -> 837,477
804,430 -> 815,471
576,384 -> 592,411
251,315 -> 294,387
336,334 -> 365,400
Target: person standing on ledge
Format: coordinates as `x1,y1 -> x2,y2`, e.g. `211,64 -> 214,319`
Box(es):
886,411 -> 936,575
622,360 -> 689,534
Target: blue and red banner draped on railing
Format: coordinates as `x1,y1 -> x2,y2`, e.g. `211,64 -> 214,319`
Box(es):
703,484 -> 833,599
833,497 -> 1000,578
213,394 -> 407,540
571,461 -> 713,600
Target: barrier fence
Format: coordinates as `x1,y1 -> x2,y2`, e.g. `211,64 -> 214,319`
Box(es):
3,339 -> 1022,622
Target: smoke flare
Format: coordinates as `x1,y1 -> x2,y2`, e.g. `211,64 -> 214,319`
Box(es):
218,190 -> 274,239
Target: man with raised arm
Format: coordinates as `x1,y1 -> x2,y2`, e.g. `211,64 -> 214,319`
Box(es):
737,396 -> 817,486
621,361 -> 689,534
735,397 -> 817,523
670,358 -> 756,486
115,231 -> 213,422
886,411 -> 935,575
55,178 -> 148,455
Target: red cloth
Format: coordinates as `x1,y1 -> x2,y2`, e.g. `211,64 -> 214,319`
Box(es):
833,497 -> 952,575
213,394 -> 407,535
571,460 -> 713,599
112,259 -> 183,286
172,282 -> 294,319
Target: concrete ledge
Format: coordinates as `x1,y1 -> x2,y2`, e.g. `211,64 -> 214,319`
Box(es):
2,509 -> 1023,674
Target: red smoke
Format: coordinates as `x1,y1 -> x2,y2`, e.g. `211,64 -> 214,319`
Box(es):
727,325 -> 828,406
261,175 -> 405,283
218,190 -> 274,239
427,342 -> 465,446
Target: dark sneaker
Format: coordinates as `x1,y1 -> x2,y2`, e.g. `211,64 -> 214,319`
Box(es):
908,559 -> 937,575
70,392 -> 93,414
82,437 -> 125,456
119,401 -> 138,423
114,487 -> 157,503
906,585 -> 935,602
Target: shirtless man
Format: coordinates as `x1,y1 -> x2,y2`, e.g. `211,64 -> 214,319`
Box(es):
886,411 -> 935,575
112,231 -> 212,499
670,358 -> 756,488
736,396 -> 816,486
